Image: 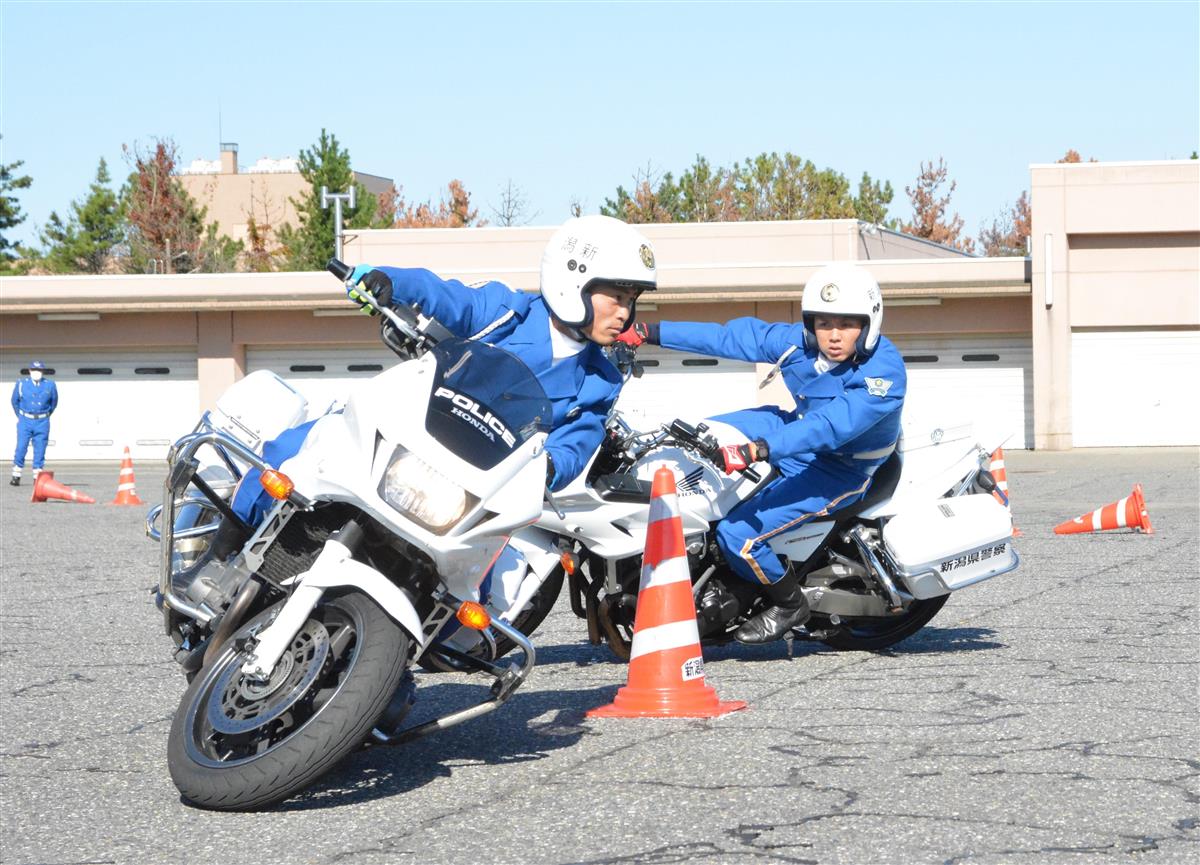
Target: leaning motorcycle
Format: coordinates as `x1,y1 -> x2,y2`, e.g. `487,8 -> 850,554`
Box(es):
509,346 -> 1021,659
148,260 -> 556,810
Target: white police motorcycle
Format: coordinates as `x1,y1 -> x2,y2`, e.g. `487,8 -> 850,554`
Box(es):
500,346 -> 1022,659
148,260 -> 556,810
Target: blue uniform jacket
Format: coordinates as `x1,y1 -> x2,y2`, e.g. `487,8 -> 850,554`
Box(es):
12,378 -> 58,417
376,267 -> 623,490
659,318 -> 906,474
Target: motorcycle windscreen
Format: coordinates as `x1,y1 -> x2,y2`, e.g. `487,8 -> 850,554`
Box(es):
425,338 -> 552,470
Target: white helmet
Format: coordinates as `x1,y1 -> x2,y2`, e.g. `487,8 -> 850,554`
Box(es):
801,262 -> 884,357
539,215 -> 657,331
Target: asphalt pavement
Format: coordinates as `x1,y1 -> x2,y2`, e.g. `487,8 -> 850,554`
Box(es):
1,448 -> 1197,865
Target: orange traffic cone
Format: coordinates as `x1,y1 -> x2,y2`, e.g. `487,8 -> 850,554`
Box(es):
31,472 -> 96,504
588,466 -> 746,719
989,448 -> 1023,538
1054,484 -> 1155,535
109,446 -> 144,505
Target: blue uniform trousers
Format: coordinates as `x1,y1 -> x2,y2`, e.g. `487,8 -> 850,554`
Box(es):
710,407 -> 874,586
230,420 -> 319,526
13,417 -> 50,470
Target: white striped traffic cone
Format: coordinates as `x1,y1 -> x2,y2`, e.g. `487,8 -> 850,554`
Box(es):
588,466 -> 746,719
989,448 -> 1022,537
109,446 -> 144,506
1054,484 -> 1154,535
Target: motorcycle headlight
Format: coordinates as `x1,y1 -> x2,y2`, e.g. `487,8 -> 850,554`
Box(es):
380,449 -> 477,534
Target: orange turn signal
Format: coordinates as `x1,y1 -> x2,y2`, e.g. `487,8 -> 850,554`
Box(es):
456,601 -> 491,631
259,469 -> 295,501
560,551 -> 578,576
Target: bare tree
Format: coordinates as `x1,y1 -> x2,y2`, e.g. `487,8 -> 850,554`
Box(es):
489,179 -> 539,227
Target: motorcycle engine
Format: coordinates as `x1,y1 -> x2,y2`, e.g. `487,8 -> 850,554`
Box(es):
696,579 -> 742,637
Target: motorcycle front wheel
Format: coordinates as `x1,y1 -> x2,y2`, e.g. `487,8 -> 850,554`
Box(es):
167,592 -> 410,811
817,594 -> 949,651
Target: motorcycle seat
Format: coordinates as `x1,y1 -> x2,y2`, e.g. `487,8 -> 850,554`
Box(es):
832,451 -> 903,524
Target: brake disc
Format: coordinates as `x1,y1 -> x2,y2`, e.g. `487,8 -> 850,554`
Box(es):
207,619 -> 331,735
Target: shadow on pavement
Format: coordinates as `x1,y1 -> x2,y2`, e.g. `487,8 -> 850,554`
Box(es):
268,683 -> 614,812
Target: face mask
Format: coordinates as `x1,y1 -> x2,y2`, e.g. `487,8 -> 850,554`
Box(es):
30,371 -> 43,383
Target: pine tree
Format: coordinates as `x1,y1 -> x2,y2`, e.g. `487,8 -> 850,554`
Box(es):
605,152 -> 866,224
277,129 -> 377,270
600,162 -> 682,224
40,158 -> 125,273
853,172 -> 896,227
0,140 -> 33,272
677,155 -> 736,222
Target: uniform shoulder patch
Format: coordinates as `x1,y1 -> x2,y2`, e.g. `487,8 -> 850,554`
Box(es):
864,376 -> 893,397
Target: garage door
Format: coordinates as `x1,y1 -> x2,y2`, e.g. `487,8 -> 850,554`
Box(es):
245,346 -> 400,416
891,335 -> 1033,450
1072,329 -> 1200,446
612,347 -> 757,429
0,350 -> 199,462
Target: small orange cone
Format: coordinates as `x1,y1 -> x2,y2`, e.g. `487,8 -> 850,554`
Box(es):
588,466 -> 746,719
989,448 -> 1023,537
31,472 -> 96,504
109,446 -> 144,506
1054,484 -> 1155,535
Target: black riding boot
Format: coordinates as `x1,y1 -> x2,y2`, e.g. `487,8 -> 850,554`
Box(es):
734,567 -> 811,644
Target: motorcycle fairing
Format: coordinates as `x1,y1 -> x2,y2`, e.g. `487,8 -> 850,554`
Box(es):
276,351 -> 548,598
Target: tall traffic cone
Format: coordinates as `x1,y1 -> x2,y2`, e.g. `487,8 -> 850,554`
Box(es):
31,472 -> 96,504
989,448 -> 1023,538
1054,484 -> 1155,535
109,446 -> 144,505
588,466 -> 746,719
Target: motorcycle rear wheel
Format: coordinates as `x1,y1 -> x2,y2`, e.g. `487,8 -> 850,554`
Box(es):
168,592 -> 409,811
817,594 -> 949,651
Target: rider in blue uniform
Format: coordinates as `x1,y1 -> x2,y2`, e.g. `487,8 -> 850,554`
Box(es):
618,262 -> 906,644
231,215 -> 658,524
11,360 -> 58,486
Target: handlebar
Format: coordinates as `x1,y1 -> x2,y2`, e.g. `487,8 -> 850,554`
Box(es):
666,419 -> 762,483
326,258 -> 353,282
327,257 -> 452,357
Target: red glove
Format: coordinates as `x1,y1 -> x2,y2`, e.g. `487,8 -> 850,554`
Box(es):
717,439 -> 768,474
614,322 -> 651,349
718,443 -> 755,474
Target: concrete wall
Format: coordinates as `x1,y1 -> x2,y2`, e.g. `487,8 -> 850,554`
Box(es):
1029,159 -> 1200,449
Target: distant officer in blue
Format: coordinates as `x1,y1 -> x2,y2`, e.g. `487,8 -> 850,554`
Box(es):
231,215 -> 658,526
618,262 -> 907,644
11,360 -> 59,486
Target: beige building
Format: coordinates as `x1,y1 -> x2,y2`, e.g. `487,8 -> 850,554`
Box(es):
177,143 -> 393,246
1,159 -> 1196,463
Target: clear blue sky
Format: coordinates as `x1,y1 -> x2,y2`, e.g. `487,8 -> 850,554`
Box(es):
2,0 -> 1197,249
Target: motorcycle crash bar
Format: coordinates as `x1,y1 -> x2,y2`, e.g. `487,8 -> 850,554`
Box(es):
155,428 -> 312,625
372,611 -> 536,747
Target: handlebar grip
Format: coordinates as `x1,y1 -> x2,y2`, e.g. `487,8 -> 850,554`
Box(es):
326,258 -> 353,282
